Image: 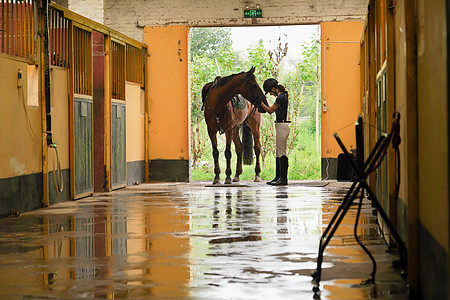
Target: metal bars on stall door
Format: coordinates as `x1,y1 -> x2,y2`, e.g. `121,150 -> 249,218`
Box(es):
73,25 -> 92,96
49,7 -> 69,68
0,0 -> 36,62
126,44 -> 144,86
111,40 -> 125,100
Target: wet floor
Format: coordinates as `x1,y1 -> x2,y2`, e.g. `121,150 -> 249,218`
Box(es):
0,181 -> 408,299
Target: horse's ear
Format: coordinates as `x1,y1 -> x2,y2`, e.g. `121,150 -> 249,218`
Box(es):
249,66 -> 255,74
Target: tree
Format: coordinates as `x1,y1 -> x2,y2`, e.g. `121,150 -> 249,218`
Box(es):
190,27 -> 233,59
246,39 -> 274,82
297,33 -> 321,151
268,35 -> 288,79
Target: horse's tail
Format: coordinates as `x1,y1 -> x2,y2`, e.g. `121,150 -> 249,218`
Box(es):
201,82 -> 212,111
242,123 -> 253,165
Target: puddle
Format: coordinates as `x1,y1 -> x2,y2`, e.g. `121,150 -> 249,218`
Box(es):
0,182 -> 407,299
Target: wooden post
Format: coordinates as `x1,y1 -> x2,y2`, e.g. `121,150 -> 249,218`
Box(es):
69,20 -> 75,199
368,0 -> 377,190
40,0 -> 49,207
144,46 -> 149,182
404,0 -> 419,295
104,35 -> 112,190
386,0 -> 398,246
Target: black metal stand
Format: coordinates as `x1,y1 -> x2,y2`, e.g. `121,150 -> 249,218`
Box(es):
312,113 -> 407,292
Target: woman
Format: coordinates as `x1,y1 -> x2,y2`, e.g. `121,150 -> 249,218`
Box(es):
260,78 -> 290,186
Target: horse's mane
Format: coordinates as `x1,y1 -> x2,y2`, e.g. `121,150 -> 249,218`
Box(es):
216,72 -> 244,87
201,72 -> 246,110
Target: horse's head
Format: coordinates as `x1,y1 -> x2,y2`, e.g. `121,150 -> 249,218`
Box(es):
241,67 -> 269,108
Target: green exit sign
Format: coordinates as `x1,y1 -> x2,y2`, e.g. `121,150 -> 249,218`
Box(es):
244,9 -> 262,18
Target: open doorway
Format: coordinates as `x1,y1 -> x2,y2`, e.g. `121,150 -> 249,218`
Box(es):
189,25 -> 321,183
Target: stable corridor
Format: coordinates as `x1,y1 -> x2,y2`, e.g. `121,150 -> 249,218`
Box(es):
0,182 -> 407,299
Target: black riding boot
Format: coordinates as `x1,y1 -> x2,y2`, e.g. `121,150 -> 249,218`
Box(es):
267,157 -> 281,185
272,156 -> 288,186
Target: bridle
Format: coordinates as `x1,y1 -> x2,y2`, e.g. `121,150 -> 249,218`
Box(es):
204,75 -> 265,134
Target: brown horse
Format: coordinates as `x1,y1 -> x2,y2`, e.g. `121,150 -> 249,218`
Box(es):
202,67 -> 268,184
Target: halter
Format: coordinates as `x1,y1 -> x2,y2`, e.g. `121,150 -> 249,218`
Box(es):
204,75 -> 264,134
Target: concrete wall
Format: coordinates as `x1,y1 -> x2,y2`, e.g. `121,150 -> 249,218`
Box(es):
320,21 -> 364,179
68,0 -> 104,24
416,0 -> 448,298
0,58 -> 72,215
58,0 -> 366,43
0,57 -> 43,216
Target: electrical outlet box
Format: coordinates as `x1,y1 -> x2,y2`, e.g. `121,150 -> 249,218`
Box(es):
17,69 -> 23,88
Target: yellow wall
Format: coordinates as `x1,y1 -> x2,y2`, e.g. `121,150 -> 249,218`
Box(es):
144,26 -> 189,160
48,67 -> 70,171
320,21 -> 364,158
0,57 -> 42,178
126,83 -> 145,162
416,0 -> 448,252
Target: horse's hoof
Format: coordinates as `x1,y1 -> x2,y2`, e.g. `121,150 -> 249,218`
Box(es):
224,178 -> 232,184
232,176 -> 240,182
213,179 -> 221,184
254,176 -> 261,182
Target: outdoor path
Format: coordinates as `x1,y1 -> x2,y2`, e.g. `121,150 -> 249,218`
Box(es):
0,181 -> 408,299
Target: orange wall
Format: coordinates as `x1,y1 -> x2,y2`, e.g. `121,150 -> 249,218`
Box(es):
321,21 -> 364,158
144,26 -> 190,160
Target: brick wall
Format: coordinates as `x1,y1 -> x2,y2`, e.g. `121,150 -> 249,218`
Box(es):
103,0 -> 367,43
67,0 -> 105,24
59,0 -> 367,44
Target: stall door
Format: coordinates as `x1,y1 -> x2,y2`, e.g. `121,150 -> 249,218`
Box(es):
111,102 -> 126,188
376,71 -> 389,212
110,41 -> 126,189
74,97 -> 93,196
73,25 -> 93,198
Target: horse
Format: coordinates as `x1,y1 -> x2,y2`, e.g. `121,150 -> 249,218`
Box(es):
201,67 -> 268,184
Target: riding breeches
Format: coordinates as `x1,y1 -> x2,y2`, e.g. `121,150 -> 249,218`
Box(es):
275,123 -> 290,157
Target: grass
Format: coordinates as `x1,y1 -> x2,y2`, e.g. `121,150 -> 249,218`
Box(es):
191,122 -> 321,182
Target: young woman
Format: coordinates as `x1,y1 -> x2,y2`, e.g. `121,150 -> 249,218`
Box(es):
260,78 -> 290,186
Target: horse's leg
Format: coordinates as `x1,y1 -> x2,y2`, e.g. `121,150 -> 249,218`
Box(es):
249,116 -> 262,182
232,127 -> 243,182
208,126 -> 221,184
224,131 -> 233,184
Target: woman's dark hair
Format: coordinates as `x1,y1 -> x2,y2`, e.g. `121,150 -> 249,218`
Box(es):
278,84 -> 289,97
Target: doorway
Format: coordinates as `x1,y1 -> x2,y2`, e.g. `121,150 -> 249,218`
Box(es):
188,25 -> 322,183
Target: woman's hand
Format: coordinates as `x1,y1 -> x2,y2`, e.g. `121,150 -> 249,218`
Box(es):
261,102 -> 278,114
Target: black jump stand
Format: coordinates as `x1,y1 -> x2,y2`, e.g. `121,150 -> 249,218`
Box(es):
311,113 -> 407,292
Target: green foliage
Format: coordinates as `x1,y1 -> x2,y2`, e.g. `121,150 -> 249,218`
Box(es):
190,121 -> 320,181
190,27 -> 233,59
245,39 -> 274,81
298,33 -> 320,84
189,27 -> 321,180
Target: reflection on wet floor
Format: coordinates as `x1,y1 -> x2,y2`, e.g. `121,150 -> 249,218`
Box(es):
0,181 -> 408,299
